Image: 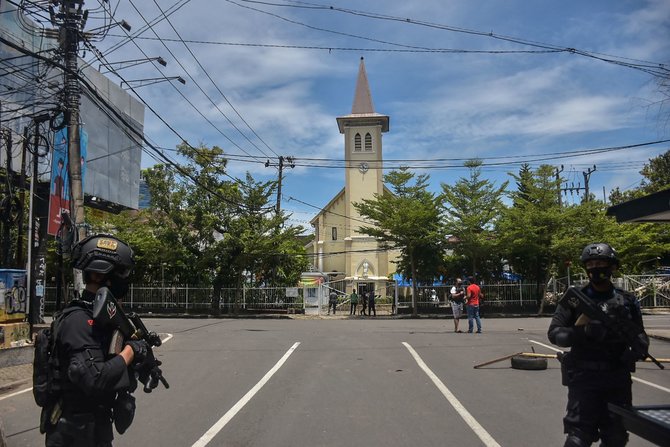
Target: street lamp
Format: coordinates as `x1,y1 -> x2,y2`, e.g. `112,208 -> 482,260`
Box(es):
120,76 -> 186,88
99,56 -> 167,73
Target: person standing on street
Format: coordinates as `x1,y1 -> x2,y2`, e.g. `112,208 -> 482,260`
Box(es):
349,290 -> 358,315
450,278 -> 465,333
360,290 -> 368,316
548,243 -> 649,447
41,234 -> 158,447
367,291 -> 376,317
466,276 -> 483,333
328,290 -> 338,315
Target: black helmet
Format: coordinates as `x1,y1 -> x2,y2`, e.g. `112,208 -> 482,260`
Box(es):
580,243 -> 619,266
71,234 -> 135,279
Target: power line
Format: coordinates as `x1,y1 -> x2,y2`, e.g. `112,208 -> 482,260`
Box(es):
0,33 -> 260,212
150,0 -> 279,158
118,0 -> 275,162
237,0 -> 669,78
106,34 -> 566,55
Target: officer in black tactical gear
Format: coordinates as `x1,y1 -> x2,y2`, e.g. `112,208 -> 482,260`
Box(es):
44,234 -> 151,447
548,243 -> 649,447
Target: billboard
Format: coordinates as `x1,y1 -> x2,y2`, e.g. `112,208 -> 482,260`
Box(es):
80,66 -> 143,211
1,3 -> 144,216
47,128 -> 88,236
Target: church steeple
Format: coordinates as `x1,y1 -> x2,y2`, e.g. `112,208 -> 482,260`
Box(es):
336,57 -> 389,134
352,57 -> 375,114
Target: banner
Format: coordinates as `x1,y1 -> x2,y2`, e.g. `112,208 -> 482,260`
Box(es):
48,128 -> 87,235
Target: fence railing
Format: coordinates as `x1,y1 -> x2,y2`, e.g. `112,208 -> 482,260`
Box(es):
43,274 -> 670,315
44,285 -> 305,313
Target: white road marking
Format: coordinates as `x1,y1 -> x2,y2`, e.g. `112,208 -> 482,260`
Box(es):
0,332 -> 175,402
529,339 -> 670,394
403,342 -> 501,447
161,333 -> 174,344
0,386 -> 32,401
191,342 -> 301,447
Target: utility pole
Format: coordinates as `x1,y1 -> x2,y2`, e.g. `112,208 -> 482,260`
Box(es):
26,115 -> 50,325
554,164 -> 564,207
59,0 -> 87,292
15,126 -> 29,267
266,156 -> 295,214
582,165 -> 597,203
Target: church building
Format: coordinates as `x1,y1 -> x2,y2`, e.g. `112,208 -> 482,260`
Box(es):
306,58 -> 399,297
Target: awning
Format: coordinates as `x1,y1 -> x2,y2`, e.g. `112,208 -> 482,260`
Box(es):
605,188 -> 670,223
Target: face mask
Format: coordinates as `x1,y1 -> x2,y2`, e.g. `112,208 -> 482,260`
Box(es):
587,267 -> 612,285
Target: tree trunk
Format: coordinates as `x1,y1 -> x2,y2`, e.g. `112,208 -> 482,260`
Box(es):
410,254 -> 418,317
211,277 -> 222,316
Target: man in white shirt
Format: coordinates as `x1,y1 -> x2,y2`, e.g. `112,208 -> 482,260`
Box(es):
449,278 -> 465,333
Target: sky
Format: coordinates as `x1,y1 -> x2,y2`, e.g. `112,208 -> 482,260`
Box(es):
84,0 -> 670,232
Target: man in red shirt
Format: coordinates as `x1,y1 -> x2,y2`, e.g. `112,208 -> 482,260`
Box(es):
466,276 -> 484,333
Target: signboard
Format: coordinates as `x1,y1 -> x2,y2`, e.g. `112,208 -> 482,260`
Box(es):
285,287 -> 299,298
0,269 -> 27,322
47,127 -> 87,235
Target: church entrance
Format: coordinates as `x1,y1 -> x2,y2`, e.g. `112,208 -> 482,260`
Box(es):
357,282 -> 374,297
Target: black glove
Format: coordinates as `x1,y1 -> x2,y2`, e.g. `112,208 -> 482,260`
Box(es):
584,320 -> 607,342
631,333 -> 650,360
138,359 -> 167,393
126,340 -> 149,365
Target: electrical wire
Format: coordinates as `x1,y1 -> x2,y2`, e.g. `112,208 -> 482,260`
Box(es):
90,0 -> 274,167
0,33 -> 261,212
237,0 -> 669,78
151,0 -> 280,158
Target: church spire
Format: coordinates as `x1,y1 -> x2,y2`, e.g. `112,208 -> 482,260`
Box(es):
351,57 -> 375,114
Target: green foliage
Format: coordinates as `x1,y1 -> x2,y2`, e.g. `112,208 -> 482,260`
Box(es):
609,150 -> 670,205
353,168 -> 445,315
86,143 -> 308,290
441,159 -> 508,276
497,164 -> 561,283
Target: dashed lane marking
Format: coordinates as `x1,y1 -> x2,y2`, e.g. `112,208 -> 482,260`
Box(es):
191,342 -> 301,447
529,339 -> 670,394
403,342 -> 501,447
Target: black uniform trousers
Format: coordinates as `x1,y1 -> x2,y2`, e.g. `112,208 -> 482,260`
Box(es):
563,372 -> 631,446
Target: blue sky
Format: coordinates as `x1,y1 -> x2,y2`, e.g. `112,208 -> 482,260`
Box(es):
88,0 -> 670,231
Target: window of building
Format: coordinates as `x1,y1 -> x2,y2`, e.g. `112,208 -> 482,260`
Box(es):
332,227 -> 337,240
354,133 -> 362,151
365,133 -> 372,151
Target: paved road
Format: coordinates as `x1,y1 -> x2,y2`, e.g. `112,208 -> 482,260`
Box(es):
2,315 -> 669,446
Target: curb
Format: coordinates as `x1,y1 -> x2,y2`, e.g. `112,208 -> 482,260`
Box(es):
0,377 -> 30,395
649,334 -> 670,343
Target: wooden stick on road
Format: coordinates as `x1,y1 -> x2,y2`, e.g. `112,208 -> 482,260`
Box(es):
474,351 -> 670,369
473,352 -> 524,369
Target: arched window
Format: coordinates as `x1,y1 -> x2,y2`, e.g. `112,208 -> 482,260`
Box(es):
365,133 -> 372,151
354,133 -> 362,151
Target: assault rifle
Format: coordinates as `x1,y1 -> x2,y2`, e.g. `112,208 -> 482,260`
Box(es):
559,286 -> 664,370
92,287 -> 170,391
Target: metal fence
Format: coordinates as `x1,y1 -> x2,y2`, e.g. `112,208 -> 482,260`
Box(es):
44,285 -> 305,313
622,275 -> 670,307
44,274 -> 670,315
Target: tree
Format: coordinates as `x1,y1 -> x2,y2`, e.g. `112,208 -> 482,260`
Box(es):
640,150 -> 670,194
132,143 -> 308,313
441,159 -> 508,277
497,165 -> 562,285
609,150 -> 670,205
353,168 -> 444,317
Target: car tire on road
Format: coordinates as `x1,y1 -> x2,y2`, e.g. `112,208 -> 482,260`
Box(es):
510,355 -> 548,371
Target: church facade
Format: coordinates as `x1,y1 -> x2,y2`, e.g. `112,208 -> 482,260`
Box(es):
305,58 -> 399,297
